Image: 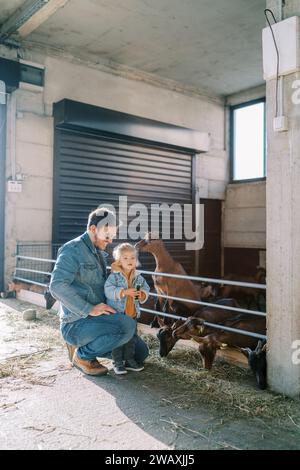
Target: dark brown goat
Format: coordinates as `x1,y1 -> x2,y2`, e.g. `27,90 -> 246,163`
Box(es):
156,298 -> 240,357
219,267 -> 266,310
8,280 -> 57,310
241,340 -> 267,390
173,314 -> 266,370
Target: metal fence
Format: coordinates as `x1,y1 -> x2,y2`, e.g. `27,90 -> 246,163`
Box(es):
14,243 -> 61,286
13,242 -> 267,340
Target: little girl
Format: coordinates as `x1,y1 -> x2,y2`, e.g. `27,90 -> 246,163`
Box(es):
104,243 -> 150,375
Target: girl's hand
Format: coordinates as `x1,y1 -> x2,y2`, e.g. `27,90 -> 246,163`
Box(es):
137,290 -> 147,302
122,288 -> 138,298
135,290 -> 143,300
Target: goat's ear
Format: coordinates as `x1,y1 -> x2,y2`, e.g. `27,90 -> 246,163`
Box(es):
157,316 -> 165,328
190,334 -> 203,344
255,340 -> 264,353
240,347 -> 252,358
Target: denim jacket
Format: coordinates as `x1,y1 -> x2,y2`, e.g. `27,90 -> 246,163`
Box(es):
104,271 -> 150,318
50,232 -> 109,324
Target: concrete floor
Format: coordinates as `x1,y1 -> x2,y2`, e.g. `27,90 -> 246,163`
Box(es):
1,299 -> 300,450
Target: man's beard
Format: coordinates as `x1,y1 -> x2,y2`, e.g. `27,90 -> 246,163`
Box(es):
93,231 -> 107,250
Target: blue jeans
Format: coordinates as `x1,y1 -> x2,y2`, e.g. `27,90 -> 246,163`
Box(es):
61,313 -> 149,363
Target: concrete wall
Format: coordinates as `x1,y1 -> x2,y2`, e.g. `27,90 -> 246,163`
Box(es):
2,49 -> 227,284
44,56 -> 228,201
223,85 -> 266,252
224,181 -> 266,249
265,0 -> 300,397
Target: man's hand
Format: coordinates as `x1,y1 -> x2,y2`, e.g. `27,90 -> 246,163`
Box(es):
89,303 -> 116,316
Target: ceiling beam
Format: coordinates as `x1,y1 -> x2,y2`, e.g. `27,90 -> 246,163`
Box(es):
0,0 -> 70,39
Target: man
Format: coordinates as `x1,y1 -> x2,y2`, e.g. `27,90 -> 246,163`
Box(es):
50,207 -> 149,376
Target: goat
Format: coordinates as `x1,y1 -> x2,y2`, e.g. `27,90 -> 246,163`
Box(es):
240,340 -> 267,390
156,298 -> 240,357
219,267 -> 266,310
173,314 -> 266,373
135,233 -> 216,327
8,280 -> 45,295
156,319 -> 183,358
8,280 -> 57,310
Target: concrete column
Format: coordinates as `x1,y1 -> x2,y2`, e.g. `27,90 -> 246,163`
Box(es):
266,0 -> 300,396
0,100 -> 6,292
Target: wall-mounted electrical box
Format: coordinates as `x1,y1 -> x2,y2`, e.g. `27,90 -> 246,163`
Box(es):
7,181 -> 22,193
263,16 -> 300,80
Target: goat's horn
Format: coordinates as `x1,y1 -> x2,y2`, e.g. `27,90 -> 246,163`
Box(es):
240,347 -> 252,358
196,324 -> 205,334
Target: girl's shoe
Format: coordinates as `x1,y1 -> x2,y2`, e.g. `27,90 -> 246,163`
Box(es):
113,364 -> 128,375
124,359 -> 144,372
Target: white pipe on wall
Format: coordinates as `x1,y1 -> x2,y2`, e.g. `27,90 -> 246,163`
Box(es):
8,92 -> 17,181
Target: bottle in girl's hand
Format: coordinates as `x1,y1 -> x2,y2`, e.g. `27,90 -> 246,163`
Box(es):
135,285 -> 141,300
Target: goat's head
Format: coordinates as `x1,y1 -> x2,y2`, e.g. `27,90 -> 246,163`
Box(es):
7,281 -> 17,292
199,283 -> 218,300
241,340 -> 267,390
172,317 -> 205,340
135,232 -> 164,253
156,319 -> 182,357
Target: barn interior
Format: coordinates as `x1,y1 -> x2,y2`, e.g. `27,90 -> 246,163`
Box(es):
0,0 -> 300,420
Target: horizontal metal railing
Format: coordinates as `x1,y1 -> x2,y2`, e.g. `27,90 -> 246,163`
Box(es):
13,277 -> 48,288
16,255 -> 56,264
13,244 -> 266,341
137,268 -> 266,290
141,308 -> 267,341
148,292 -> 266,318
15,267 -> 53,277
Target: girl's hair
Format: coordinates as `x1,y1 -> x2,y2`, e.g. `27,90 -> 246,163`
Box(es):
113,243 -> 137,261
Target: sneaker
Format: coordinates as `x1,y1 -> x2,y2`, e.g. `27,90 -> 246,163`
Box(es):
113,364 -> 128,375
124,359 -> 144,372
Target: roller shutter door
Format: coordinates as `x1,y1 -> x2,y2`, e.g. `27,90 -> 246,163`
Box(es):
53,129 -> 195,274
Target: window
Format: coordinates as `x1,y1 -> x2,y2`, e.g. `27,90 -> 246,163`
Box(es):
230,99 -> 266,182
20,63 -> 44,87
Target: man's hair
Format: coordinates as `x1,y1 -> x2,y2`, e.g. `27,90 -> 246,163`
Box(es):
113,243 -> 136,261
87,207 -> 117,230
